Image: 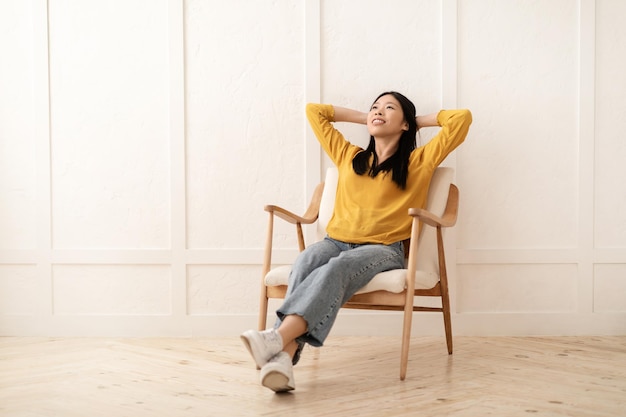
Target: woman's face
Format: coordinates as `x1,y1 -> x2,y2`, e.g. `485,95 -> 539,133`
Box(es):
367,94 -> 409,139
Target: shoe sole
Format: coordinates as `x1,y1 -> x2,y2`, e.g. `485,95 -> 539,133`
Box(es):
262,370 -> 295,393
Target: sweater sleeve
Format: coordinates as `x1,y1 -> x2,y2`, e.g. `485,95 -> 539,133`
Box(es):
306,103 -> 357,166
421,109 -> 472,168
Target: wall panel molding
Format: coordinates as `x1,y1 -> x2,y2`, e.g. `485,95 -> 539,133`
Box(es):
0,248 -> 321,266
577,0 -> 596,314
33,0 -> 53,319
305,0 -> 321,246
168,0 -> 187,319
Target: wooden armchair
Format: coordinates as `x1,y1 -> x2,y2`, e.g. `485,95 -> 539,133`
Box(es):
258,167 -> 459,380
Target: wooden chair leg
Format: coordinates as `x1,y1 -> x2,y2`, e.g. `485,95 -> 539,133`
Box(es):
435,226 -> 453,354
258,212 -> 273,331
442,295 -> 453,354
400,295 -> 414,380
258,293 -> 268,331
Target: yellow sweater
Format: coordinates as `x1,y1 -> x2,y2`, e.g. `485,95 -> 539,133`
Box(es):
306,103 -> 472,245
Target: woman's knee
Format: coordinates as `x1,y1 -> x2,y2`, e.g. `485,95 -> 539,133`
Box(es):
293,240 -> 339,270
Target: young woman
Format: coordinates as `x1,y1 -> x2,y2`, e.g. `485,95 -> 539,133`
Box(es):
241,91 -> 472,392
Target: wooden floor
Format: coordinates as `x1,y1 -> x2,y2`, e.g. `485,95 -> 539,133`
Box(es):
1,336 -> 625,417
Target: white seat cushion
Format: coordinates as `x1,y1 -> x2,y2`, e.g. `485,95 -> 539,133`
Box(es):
264,266 -> 439,294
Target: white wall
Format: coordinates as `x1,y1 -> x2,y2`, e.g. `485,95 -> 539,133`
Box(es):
0,0 -> 624,337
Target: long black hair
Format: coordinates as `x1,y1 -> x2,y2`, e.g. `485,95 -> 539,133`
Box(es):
352,91 -> 417,189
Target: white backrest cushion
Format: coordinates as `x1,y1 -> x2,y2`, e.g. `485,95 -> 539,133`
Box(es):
317,167 -> 338,240
415,167 -> 453,274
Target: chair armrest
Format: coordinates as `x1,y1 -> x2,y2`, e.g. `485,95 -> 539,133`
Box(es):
264,205 -> 317,225
263,181 -> 325,225
408,184 -> 459,228
408,208 -> 453,228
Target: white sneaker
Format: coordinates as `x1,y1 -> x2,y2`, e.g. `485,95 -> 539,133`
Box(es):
260,352 -> 295,392
240,329 -> 283,369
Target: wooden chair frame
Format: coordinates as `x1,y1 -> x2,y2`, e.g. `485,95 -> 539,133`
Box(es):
258,178 -> 459,380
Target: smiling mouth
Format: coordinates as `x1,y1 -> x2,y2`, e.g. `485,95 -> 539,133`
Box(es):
372,118 -> 385,125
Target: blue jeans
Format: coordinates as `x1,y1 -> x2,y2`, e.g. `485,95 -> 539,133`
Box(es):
274,236 -> 405,349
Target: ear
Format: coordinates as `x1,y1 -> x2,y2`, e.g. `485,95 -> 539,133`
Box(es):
403,122 -> 409,131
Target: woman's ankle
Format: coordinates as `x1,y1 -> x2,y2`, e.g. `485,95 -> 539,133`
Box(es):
283,340 -> 299,359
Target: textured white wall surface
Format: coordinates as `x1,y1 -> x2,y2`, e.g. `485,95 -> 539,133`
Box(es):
0,1 -> 37,251
49,0 -> 171,249
0,0 -> 624,337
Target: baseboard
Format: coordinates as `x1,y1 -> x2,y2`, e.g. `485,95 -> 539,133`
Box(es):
1,311 -> 625,337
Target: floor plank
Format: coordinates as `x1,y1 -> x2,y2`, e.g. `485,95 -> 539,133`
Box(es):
1,336 -> 625,416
